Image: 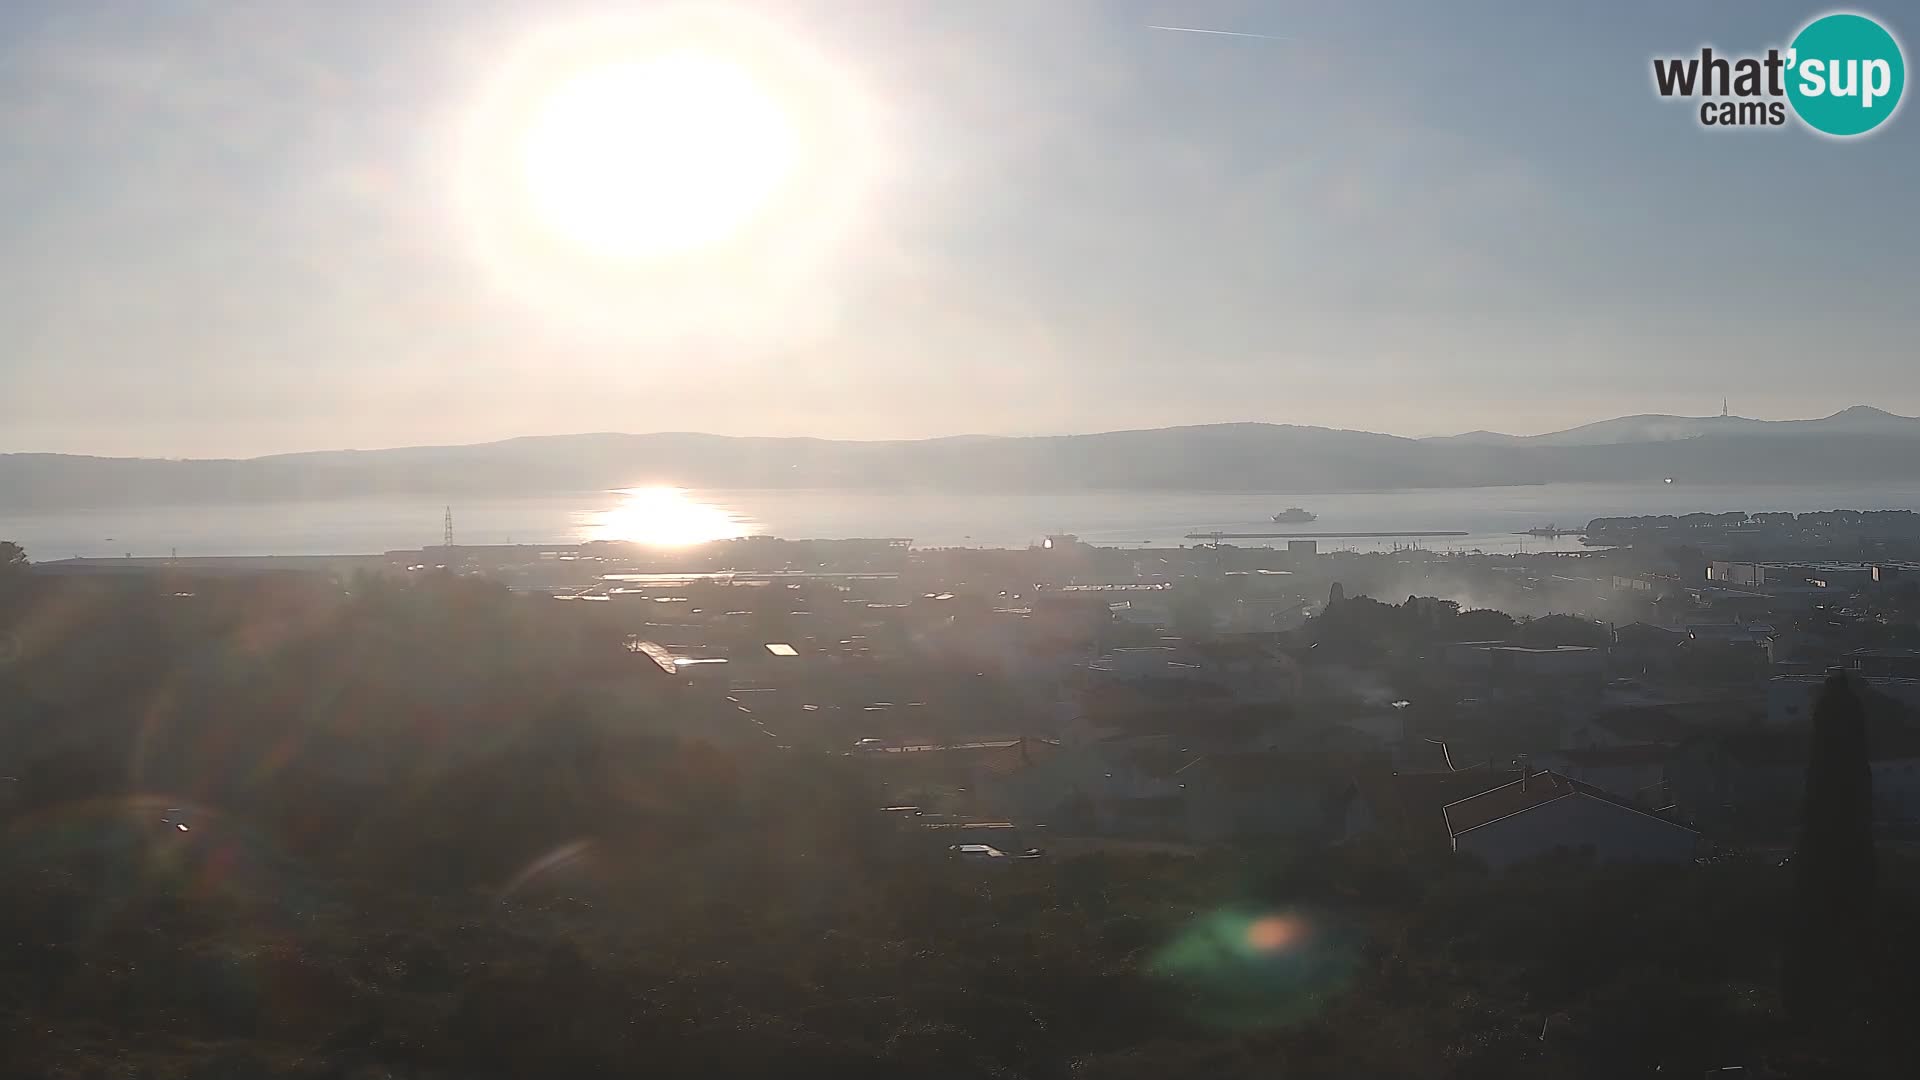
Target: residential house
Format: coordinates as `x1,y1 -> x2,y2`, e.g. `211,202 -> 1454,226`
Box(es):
1487,645 -> 1605,681
1561,698 -> 1763,749
1450,644 -> 1607,711
972,734 -> 1198,838
974,736 -> 1380,845
1089,646 -> 1191,679
1177,751 -> 1375,844
1444,771 -> 1701,870
1532,744 -> 1675,808
1667,729 -> 1802,837
1768,673 -> 1920,726
1086,637 -> 1301,705
1443,640 -> 1511,672
1670,723 -> 1920,834
1610,622 -> 1686,674
1680,620 -> 1778,668
1844,648 -> 1920,680
1345,766 -> 1521,855
1446,642 -> 1604,680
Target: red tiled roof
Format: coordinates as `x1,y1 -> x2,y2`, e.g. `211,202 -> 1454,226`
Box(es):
1387,768 -> 1521,810
1444,772 -> 1581,835
1350,767 -> 1520,852
1443,771 -> 1697,837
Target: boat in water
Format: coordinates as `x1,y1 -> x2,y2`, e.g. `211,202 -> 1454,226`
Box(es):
1520,524 -> 1584,537
1271,507 -> 1317,523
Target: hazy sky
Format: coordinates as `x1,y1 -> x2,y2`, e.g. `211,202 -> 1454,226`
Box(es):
2,0 -> 1916,457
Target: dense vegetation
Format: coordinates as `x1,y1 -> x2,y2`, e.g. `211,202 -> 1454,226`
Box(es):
5,566 -> 1920,1077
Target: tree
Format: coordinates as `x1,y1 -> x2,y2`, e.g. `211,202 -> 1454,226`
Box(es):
1783,672 -> 1876,1022
1453,608 -> 1516,641
0,541 -> 25,617
1309,594 -> 1397,659
1518,613 -> 1609,648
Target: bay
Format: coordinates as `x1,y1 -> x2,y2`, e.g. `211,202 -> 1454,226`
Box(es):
8,481 -> 1920,560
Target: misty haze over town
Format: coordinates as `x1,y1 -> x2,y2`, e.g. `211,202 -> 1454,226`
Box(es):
4,2 -> 1920,1078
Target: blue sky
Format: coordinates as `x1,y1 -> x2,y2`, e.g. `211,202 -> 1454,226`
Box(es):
1,0 -> 1915,456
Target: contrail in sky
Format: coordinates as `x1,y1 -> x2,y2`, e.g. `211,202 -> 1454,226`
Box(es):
1147,25 -> 1293,41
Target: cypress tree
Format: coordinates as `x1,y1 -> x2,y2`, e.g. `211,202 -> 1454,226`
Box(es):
1783,671 -> 1876,1021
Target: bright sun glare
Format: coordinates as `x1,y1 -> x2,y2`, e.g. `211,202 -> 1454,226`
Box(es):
452,6 -> 880,340
519,52 -> 797,259
588,486 -> 752,547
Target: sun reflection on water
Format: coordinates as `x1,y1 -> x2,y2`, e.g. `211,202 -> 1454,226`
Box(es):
585,486 -> 753,546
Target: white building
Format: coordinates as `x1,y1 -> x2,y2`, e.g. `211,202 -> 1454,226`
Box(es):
1707,561 -> 1874,590
1444,771 -> 1701,870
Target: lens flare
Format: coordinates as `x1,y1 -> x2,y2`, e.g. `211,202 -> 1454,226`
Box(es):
1148,908 -> 1356,1030
1245,913 -> 1306,952
499,838 -> 598,901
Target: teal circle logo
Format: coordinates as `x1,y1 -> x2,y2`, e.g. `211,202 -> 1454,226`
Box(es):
1786,13 -> 1905,136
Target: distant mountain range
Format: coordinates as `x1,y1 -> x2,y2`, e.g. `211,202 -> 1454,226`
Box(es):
1423,405 -> 1920,447
4,407 -> 1918,510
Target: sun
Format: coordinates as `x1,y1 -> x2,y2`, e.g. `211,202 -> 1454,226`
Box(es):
518,51 -> 797,260
450,6 -> 884,340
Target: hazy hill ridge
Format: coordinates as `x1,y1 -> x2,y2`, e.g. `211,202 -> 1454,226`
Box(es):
4,407 -> 1915,509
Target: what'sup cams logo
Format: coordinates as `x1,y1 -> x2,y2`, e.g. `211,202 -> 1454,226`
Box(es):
1653,11 -> 1905,136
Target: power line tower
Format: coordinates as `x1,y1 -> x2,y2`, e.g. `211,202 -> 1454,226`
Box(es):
443,506 -> 454,549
